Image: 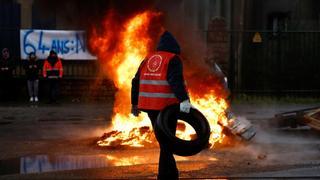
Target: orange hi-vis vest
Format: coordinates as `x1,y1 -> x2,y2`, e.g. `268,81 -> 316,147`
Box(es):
138,51 -> 180,110
43,58 -> 63,78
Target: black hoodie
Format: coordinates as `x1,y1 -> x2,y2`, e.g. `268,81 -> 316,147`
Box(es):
24,58 -> 40,80
156,31 -> 181,54
0,54 -> 15,79
131,31 -> 189,107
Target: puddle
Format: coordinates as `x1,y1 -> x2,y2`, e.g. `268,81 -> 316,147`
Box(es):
20,155 -> 109,174
0,155 -> 110,175
0,153 -> 217,175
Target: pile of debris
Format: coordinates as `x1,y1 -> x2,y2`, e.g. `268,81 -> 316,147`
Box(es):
273,106 -> 320,130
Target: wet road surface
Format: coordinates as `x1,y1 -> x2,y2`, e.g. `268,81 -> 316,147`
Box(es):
0,102 -> 320,179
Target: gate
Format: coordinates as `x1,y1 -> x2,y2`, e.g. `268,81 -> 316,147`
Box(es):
232,30 -> 320,97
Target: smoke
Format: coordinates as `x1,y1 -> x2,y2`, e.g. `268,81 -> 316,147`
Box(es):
35,0 -> 214,72
155,3 -> 209,66
42,0 -> 212,72
34,0 -> 158,31
152,1 -> 229,99
233,117 -> 320,165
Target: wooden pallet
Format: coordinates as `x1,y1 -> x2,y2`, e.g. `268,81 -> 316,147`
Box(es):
304,109 -> 320,131
273,106 -> 320,128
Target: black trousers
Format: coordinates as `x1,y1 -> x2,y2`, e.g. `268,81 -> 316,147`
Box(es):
0,78 -> 14,101
48,79 -> 60,102
147,110 -> 178,180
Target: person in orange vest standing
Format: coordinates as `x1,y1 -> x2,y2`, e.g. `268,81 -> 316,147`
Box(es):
131,31 -> 192,180
43,50 -> 63,103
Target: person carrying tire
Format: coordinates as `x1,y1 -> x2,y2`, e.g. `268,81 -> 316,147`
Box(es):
131,31 -> 192,180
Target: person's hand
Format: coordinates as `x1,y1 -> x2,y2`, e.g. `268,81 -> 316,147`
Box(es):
131,105 -> 141,117
180,100 -> 192,113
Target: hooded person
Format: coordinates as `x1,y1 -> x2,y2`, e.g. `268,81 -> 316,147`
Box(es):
24,52 -> 40,102
131,31 -> 192,179
43,50 -> 63,78
0,48 -> 14,79
48,51 -> 58,67
43,50 -> 63,103
0,48 -> 16,101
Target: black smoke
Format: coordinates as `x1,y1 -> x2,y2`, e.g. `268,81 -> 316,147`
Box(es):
34,0 -> 158,30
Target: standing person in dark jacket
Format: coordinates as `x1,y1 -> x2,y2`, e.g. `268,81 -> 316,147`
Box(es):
0,48 -> 15,101
43,50 -> 63,103
131,31 -> 192,180
24,52 -> 40,102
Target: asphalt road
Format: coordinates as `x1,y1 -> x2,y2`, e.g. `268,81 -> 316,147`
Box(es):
0,102 -> 320,179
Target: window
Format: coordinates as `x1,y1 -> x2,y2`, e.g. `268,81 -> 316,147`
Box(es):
268,12 -> 289,35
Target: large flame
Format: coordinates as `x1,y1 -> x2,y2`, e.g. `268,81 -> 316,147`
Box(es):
89,10 -> 229,148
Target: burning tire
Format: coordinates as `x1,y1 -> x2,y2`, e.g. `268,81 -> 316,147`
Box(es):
154,104 -> 211,156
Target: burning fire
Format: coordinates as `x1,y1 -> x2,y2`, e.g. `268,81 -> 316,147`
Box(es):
89,10 -> 229,148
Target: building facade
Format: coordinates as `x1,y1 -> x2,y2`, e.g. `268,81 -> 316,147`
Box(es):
1,0 -> 320,97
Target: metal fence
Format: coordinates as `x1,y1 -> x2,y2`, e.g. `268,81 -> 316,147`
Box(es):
231,30 -> 320,97
12,60 -> 99,79
3,28 -> 320,96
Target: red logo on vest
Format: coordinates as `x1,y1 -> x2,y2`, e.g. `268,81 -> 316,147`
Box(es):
147,55 -> 162,72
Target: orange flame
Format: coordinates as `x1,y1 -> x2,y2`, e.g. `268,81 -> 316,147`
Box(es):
89,10 -> 229,148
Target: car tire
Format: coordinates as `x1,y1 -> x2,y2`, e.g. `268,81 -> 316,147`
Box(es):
154,104 -> 211,156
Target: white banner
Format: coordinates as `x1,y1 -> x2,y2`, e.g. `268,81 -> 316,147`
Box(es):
20,29 -> 97,60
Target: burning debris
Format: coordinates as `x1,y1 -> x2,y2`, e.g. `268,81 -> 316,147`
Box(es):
97,121 -> 198,148
90,10 -> 255,149
98,126 -> 157,148
90,10 -> 164,147
221,111 -> 256,141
